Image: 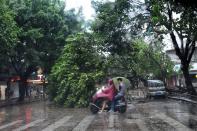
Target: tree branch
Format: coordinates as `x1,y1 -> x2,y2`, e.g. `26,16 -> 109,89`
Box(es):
174,29 -> 184,54
187,40 -> 196,63
170,31 -> 183,60
167,2 -> 173,30
10,56 -> 20,75
185,37 -> 191,60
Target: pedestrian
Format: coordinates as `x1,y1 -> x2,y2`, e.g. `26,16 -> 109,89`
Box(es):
6,77 -> 11,99
109,77 -> 126,112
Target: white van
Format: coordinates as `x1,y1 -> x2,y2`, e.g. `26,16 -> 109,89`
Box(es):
146,80 -> 167,98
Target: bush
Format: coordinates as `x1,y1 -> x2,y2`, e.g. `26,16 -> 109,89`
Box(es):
48,33 -> 105,107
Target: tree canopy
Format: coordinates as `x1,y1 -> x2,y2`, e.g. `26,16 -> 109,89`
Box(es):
8,0 -> 83,74
92,0 -> 150,55
149,0 -> 197,94
91,0 -> 173,81
0,0 -> 184,106
0,0 -> 84,100
0,0 -> 19,67
48,33 -> 105,107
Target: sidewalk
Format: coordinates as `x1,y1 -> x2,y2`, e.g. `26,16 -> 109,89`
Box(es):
168,93 -> 197,104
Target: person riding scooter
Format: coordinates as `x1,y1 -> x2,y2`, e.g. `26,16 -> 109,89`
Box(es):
102,79 -> 117,100
90,77 -> 127,114
109,77 -> 127,112
99,79 -> 117,113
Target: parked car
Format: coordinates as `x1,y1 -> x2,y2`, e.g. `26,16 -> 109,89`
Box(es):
146,80 -> 167,98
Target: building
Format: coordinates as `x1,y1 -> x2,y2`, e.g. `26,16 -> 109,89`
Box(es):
166,47 -> 197,64
166,47 -> 197,88
0,66 -> 45,100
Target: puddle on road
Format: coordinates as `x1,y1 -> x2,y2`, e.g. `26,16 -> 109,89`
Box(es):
127,114 -> 141,120
121,122 -> 140,131
145,118 -> 176,131
188,119 -> 197,129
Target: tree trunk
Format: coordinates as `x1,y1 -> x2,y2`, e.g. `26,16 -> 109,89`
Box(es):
182,65 -> 197,95
18,76 -> 27,101
161,69 -> 167,87
16,66 -> 35,101
170,32 -> 197,95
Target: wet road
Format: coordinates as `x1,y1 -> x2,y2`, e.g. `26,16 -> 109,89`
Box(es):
0,99 -> 197,131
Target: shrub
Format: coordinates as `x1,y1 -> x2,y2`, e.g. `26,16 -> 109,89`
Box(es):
48,33 -> 105,107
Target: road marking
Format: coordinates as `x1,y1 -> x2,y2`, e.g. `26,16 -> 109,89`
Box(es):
108,114 -> 115,128
134,119 -> 149,131
154,113 -> 192,131
0,120 -> 22,130
42,116 -> 72,131
125,114 -> 149,131
107,129 -> 120,131
107,114 -> 120,131
13,119 -> 44,131
72,115 -> 95,131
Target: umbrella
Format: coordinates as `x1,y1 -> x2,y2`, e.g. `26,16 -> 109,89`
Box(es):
112,77 -> 131,91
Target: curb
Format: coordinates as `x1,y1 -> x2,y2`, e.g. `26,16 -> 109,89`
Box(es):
0,98 -> 46,108
168,96 -> 197,104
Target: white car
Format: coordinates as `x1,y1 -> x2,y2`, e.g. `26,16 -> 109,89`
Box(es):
146,80 -> 167,98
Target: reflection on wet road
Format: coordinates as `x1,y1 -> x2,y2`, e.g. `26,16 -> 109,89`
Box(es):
0,99 -> 196,131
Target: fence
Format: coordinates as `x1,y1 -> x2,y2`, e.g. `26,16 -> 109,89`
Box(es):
127,88 -> 147,101
0,80 -> 48,105
26,80 -> 48,100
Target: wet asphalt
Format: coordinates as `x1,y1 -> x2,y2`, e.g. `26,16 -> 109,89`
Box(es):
0,98 -> 196,131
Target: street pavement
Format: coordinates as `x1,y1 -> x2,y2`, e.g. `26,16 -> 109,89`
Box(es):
0,99 -> 197,131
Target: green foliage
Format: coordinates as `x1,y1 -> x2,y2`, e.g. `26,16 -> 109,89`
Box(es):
105,39 -> 173,83
0,0 -> 85,100
0,0 -> 19,65
166,0 -> 197,10
48,33 -> 105,107
149,0 -> 197,93
6,0 -> 83,75
92,0 -> 173,85
149,0 -> 197,40
146,41 -> 174,80
92,0 -> 149,55
0,0 -> 82,76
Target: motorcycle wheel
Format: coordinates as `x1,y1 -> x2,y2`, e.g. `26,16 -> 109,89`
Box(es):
90,99 -> 103,114
118,106 -> 126,113
90,104 -> 99,114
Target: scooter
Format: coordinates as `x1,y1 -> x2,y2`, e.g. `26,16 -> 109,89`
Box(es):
90,80 -> 127,114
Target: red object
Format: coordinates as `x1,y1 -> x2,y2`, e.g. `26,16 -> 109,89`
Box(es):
10,76 -> 20,82
92,80 -> 117,102
10,76 -> 44,83
25,107 -> 32,126
90,79 -> 127,114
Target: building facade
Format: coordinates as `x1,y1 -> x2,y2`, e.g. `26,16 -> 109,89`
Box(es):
166,47 -> 197,88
